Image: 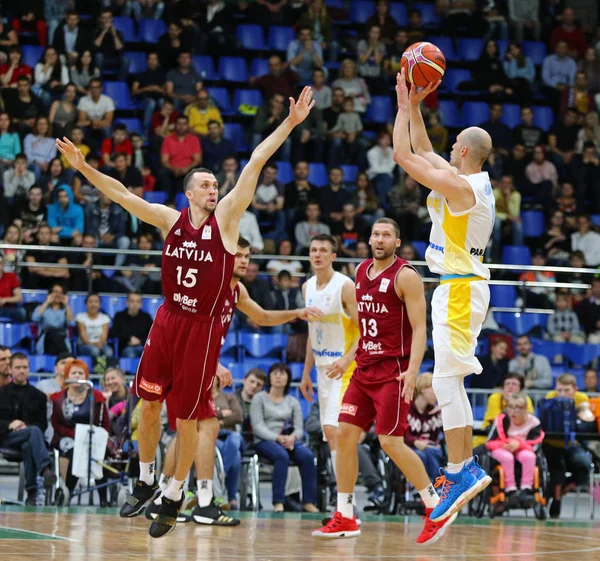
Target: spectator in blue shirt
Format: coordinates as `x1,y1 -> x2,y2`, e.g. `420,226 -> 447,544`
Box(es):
31,282 -> 75,355
201,120 -> 236,173
0,112 -> 21,175
47,185 -> 84,244
287,27 -> 324,84
542,40 -> 577,111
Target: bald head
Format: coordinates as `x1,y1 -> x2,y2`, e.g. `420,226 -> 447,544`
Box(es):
461,127 -> 493,167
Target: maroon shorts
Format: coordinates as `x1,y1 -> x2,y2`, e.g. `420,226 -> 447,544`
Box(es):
338,357 -> 410,437
133,303 -> 222,422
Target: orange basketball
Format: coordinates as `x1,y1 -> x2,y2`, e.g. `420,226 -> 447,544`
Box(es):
400,42 -> 446,87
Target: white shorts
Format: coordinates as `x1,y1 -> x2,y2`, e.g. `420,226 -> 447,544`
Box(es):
432,276 -> 490,379
317,362 -> 355,429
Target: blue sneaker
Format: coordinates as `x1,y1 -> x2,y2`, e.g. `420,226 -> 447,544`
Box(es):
465,456 -> 492,498
430,467 -> 478,523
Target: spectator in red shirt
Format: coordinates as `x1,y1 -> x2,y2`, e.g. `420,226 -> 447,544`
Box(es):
158,115 -> 202,200
100,123 -> 132,169
551,8 -> 587,59
0,254 -> 26,322
0,46 -> 32,88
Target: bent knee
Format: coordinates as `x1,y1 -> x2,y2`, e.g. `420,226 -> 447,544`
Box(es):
378,434 -> 406,454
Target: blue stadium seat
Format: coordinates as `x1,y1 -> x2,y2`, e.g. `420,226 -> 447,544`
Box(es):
457,38 -> 484,62
120,357 -> 140,374
240,332 -> 288,358
237,24 -> 267,50
551,365 -> 565,380
591,215 -> 600,228
175,192 -> 188,211
437,100 -> 463,128
462,101 -> 489,127
564,343 -> 600,367
441,68 -> 472,94
531,339 -> 565,363
426,36 -> 456,62
22,290 -> 45,304
243,357 -> 279,374
350,1 -> 375,23
142,297 -> 163,318
127,51 -> 147,74
139,18 -> 167,44
220,331 -> 239,358
495,40 -> 509,59
298,396 -> 312,420
68,294 -> 87,316
233,89 -> 263,113
502,245 -> 532,265
472,405 -> 485,421
276,161 -> 293,184
500,104 -> 521,129
532,106 -> 554,132
206,87 -> 232,114
222,361 -> 246,381
101,295 -> 127,318
250,58 -> 270,78
218,57 -> 249,83
522,41 -> 546,66
521,210 -> 545,237
78,355 -> 92,371
411,240 -> 428,258
193,56 -> 219,81
496,312 -> 547,336
364,96 -> 393,124
389,3 -> 408,26
307,163 -> 328,187
112,17 -> 138,42
223,123 -> 249,152
115,118 -> 143,136
289,362 -> 305,382
490,284 -> 517,308
28,355 -> 56,373
268,26 -> 296,52
415,3 -> 442,28
104,82 -> 138,110
0,324 -> 31,348
341,165 -> 358,183
21,45 -> 44,68
144,191 -> 169,204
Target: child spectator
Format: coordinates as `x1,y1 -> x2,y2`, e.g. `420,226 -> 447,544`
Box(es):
547,293 -> 586,344
366,131 -> 395,204
486,393 -> 544,508
61,127 -> 90,171
328,97 -> 364,165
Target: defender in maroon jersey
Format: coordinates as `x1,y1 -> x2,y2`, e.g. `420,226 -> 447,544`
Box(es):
314,218 -> 457,545
56,87 -> 315,538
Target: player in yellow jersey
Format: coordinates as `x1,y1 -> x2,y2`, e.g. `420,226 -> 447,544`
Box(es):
393,70 -> 494,522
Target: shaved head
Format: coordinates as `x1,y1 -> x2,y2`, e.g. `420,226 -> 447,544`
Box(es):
461,127 -> 493,166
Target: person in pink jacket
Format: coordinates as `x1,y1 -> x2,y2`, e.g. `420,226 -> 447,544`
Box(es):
486,393 -> 545,508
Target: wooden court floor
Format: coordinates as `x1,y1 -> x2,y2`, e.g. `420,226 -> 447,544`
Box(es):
1,507 -> 599,561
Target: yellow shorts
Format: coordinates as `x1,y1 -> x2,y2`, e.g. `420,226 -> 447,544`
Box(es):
432,275 -> 490,378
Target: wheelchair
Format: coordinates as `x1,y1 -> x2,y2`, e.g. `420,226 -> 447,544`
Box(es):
468,446 -> 550,520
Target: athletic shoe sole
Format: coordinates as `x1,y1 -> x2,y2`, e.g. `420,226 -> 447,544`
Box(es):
466,475 -> 492,502
312,529 -> 361,539
120,487 -> 161,518
192,514 -> 240,526
416,512 -> 458,546
146,508 -> 190,523
430,485 -> 477,524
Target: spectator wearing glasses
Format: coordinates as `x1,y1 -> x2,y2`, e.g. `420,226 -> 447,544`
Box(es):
184,89 -> 223,137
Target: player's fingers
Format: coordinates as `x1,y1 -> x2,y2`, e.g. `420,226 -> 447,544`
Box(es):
308,99 -> 316,110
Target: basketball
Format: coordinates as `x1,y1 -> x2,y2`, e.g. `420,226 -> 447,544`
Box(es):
401,42 -> 446,87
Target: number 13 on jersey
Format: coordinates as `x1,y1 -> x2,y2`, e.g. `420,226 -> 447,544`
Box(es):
361,318 -> 378,337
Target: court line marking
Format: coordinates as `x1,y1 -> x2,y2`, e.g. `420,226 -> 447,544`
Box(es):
0,526 -> 73,541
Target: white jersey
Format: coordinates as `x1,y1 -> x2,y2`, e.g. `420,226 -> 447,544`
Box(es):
306,271 -> 359,368
425,171 -> 494,280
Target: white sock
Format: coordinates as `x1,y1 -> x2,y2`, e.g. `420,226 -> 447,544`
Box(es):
419,484 -> 440,509
163,478 -> 184,501
159,473 -> 171,491
464,456 -> 473,466
196,479 -> 213,508
330,450 -> 337,478
139,461 -> 155,485
446,462 -> 463,474
337,492 -> 354,519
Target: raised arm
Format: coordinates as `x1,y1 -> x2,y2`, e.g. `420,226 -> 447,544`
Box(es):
216,86 -> 315,229
392,71 -> 473,204
56,137 -> 179,236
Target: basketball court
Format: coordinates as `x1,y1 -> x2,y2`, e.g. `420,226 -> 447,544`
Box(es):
1,506 -> 599,560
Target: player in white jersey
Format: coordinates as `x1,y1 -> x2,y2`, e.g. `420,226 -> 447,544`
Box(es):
300,234 -> 360,482
392,69 -> 494,523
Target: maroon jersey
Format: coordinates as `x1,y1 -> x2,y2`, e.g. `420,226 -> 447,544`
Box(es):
221,284 -> 240,342
162,208 -> 235,318
355,256 -> 414,368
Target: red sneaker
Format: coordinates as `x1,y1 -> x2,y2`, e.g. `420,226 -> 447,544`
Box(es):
312,511 -> 360,539
416,508 -> 458,545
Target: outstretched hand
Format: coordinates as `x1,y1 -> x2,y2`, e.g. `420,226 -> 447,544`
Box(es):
395,69 -> 409,113
56,137 -> 85,171
409,79 -> 441,106
288,86 -> 316,126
